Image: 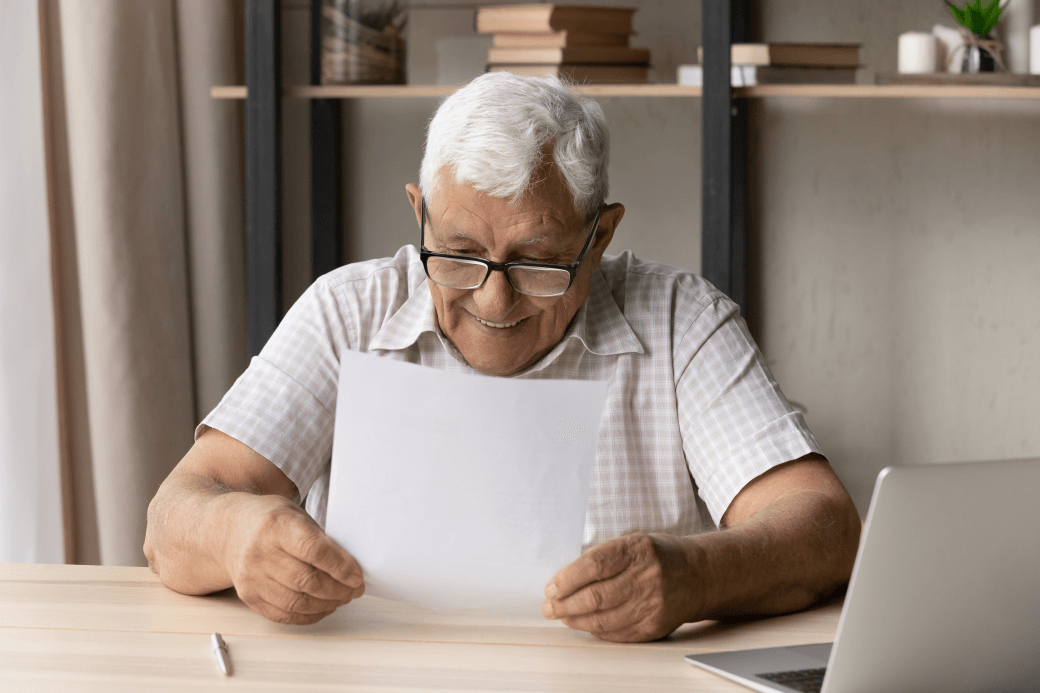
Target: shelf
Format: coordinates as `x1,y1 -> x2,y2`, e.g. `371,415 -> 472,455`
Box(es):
736,84 -> 1040,99
211,84 -> 702,99
212,83 -> 1040,100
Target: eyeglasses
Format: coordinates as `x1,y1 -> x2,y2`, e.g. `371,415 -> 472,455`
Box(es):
419,198 -> 601,298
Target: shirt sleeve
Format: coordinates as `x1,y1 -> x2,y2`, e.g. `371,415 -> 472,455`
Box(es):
196,275 -> 351,501
674,295 -> 822,527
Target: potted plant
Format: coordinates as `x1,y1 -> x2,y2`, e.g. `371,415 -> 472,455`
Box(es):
947,0 -> 1009,72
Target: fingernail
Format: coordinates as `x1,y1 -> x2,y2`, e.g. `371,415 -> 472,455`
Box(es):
541,599 -> 555,619
544,582 -> 558,599
347,575 -> 363,588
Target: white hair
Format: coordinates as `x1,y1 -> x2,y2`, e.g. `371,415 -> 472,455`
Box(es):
419,72 -> 610,224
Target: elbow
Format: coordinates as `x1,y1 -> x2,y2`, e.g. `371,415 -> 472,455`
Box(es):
822,493 -> 862,590
142,479 -> 185,584
839,496 -> 862,575
142,491 -> 164,575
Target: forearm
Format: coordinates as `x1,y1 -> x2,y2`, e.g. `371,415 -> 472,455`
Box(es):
143,472 -> 250,595
684,489 -> 861,621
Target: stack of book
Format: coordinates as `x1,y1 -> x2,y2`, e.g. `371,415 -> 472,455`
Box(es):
677,43 -> 861,86
321,1 -> 406,85
476,4 -> 649,84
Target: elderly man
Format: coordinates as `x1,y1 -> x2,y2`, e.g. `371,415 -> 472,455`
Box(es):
144,72 -> 861,643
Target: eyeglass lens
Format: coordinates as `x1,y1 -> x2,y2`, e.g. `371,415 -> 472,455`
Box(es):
425,256 -> 572,297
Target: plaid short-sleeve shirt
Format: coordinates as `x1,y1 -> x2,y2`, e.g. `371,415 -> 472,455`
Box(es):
199,245 -> 820,550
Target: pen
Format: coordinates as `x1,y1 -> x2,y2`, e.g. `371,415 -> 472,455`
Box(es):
211,632 -> 232,676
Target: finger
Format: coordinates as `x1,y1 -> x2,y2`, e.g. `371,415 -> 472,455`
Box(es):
257,576 -> 349,615
543,574 -> 632,619
546,538 -> 633,600
559,598 -> 674,643
579,619 -> 656,644
556,588 -> 675,643
557,599 -> 635,638
282,519 -> 364,589
565,609 -> 674,644
268,549 -> 360,602
245,593 -> 338,626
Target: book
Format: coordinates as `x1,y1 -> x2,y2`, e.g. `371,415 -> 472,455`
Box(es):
476,5 -> 636,35
489,63 -> 648,83
487,46 -> 650,65
492,31 -> 631,49
323,36 -> 402,69
677,64 -> 858,86
320,3 -> 405,85
696,43 -> 861,68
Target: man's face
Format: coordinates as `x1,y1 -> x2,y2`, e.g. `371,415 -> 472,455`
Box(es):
406,169 -> 622,377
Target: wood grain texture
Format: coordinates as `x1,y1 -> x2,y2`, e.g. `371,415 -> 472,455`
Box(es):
1,563 -> 842,690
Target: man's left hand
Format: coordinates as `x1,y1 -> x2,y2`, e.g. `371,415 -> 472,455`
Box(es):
541,533 -> 701,642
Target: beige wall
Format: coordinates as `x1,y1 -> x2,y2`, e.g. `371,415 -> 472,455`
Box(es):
280,1 -> 1040,515
752,0 -> 1040,509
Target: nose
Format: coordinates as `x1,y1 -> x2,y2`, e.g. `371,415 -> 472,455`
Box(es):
472,268 -> 519,320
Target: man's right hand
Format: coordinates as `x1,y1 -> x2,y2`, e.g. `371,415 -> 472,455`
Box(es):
145,428 -> 364,626
223,493 -> 366,625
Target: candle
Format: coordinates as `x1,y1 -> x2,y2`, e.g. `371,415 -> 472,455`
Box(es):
898,32 -> 937,74
1002,0 -> 1034,73
1031,24 -> 1040,75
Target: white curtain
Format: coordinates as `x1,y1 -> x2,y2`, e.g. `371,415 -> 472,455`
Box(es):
0,0 -> 66,564
0,0 -> 247,566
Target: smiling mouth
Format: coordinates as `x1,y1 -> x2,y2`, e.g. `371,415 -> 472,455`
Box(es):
475,316 -> 523,329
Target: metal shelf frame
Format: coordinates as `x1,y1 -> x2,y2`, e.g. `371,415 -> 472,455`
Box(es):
242,0 -> 751,356
245,0 -> 283,357
701,0 -> 750,316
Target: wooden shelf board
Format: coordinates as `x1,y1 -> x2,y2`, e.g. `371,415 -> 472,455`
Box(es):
212,85 -> 247,98
211,84 -> 702,99
876,71 -> 1040,87
736,84 -> 1040,99
574,84 -> 702,97
211,84 -> 1040,100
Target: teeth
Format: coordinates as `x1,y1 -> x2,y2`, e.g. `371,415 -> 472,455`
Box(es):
476,317 -> 520,329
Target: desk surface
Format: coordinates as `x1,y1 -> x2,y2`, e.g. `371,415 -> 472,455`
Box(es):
0,562 -> 842,692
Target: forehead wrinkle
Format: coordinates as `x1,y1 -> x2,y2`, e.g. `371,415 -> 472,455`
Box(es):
437,219 -> 567,252
518,235 -> 554,246
510,211 -> 581,251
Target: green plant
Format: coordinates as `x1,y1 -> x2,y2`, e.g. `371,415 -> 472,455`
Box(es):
947,0 -> 1004,37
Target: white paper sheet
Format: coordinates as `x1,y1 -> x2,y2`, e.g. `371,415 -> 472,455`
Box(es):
325,350 -> 608,617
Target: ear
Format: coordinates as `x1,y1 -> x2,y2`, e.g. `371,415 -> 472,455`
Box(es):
405,183 -> 423,226
591,202 -> 624,257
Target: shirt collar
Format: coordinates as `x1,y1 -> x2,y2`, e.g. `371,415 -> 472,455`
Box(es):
561,267 -> 644,358
368,265 -> 644,359
368,269 -> 440,352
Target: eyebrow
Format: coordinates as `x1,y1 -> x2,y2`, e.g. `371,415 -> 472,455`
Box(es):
443,228 -> 561,250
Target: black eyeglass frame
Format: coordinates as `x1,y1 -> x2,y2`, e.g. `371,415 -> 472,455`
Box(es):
418,198 -> 602,297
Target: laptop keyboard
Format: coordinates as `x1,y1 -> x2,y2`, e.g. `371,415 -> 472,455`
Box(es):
755,667 -> 827,692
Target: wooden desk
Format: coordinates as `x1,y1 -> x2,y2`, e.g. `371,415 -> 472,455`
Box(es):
0,563 -> 842,691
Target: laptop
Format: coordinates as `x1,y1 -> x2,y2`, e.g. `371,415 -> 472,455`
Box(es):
685,458 -> 1040,693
